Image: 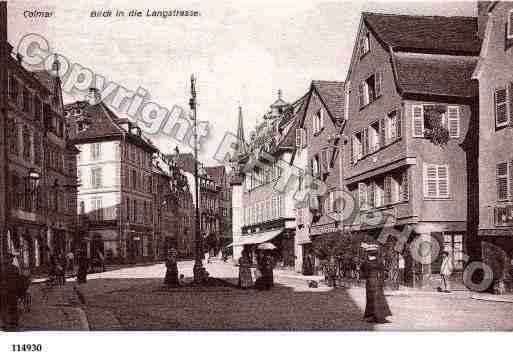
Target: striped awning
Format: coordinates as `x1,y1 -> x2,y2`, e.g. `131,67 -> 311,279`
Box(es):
232,229 -> 284,247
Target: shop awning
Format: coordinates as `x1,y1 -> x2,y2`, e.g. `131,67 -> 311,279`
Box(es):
231,229 -> 284,247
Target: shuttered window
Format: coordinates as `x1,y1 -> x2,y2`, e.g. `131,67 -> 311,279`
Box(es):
497,162 -> 509,201
368,181 -> 375,208
396,108 -> 402,139
495,88 -> 508,127
509,83 -> 513,125
424,164 -> 450,199
412,104 -> 424,137
295,128 -> 303,148
447,106 -> 460,138
362,128 -> 369,156
384,175 -> 392,205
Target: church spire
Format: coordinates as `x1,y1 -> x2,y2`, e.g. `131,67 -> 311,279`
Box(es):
235,105 -> 247,158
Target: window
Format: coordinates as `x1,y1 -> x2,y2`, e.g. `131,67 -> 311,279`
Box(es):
368,121 -> 380,153
91,167 -> 103,188
358,182 -> 368,210
22,126 -> 31,162
359,72 -> 382,108
444,233 -> 464,270
494,87 -> 510,128
311,155 -> 320,178
90,143 -> 101,161
7,119 -> 18,155
34,134 -> 41,165
91,196 -> 103,221
297,207 -> 304,226
9,74 -> 18,102
496,162 -> 510,201
374,177 -> 385,207
34,97 -> 42,122
313,109 -> 324,134
351,131 -> 363,163
385,110 -> 401,144
424,164 -> 450,199
413,104 -> 460,138
22,87 -> 31,114
359,32 -> 370,58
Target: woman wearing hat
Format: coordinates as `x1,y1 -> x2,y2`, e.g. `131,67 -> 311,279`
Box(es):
164,248 -> 179,287
361,245 -> 392,324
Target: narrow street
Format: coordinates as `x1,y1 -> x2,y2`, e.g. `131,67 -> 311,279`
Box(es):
20,261 -> 513,331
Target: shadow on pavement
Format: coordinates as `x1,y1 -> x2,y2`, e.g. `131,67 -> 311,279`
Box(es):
74,275 -> 375,331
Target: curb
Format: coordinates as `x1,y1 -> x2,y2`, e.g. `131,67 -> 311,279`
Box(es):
471,294 -> 513,303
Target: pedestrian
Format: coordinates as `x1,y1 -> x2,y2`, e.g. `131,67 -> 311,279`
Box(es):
362,246 -> 392,324
164,248 -> 179,287
56,254 -> 66,286
76,250 -> 88,284
260,252 -> 274,290
1,253 -> 22,330
66,250 -> 75,273
48,253 -> 57,281
327,256 -> 338,288
440,250 -> 453,293
238,247 -> 254,289
304,252 -> 314,276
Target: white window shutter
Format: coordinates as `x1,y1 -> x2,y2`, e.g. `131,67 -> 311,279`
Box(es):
358,82 -> 365,108
424,164 -> 438,198
497,162 -> 509,201
412,105 -> 424,137
438,165 -> 449,198
447,106 -> 460,138
508,82 -> 513,125
375,71 -> 382,98
495,88 -> 508,127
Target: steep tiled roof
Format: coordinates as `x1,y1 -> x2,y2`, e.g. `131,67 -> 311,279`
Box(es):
393,53 -> 478,98
69,102 -> 123,142
277,94 -> 308,150
312,80 -> 345,121
363,13 -> 482,55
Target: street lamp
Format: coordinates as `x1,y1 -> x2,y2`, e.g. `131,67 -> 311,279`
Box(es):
190,74 -> 205,283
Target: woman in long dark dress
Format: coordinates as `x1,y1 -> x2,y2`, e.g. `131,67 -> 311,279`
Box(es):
76,251 -> 88,284
164,249 -> 179,287
362,249 -> 392,323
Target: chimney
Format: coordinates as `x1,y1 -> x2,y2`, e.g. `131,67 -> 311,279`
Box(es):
477,1 -> 492,40
86,87 -> 101,105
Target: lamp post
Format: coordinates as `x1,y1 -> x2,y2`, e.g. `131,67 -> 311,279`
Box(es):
190,74 -> 205,283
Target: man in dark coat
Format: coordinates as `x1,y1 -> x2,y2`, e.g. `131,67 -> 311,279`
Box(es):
362,247 -> 392,324
76,250 -> 88,284
164,249 -> 179,287
1,254 -> 21,330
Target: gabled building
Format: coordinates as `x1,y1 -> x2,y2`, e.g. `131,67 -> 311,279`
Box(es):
231,92 -> 306,266
293,80 -> 345,273
6,49 -> 78,269
65,89 -> 158,262
343,12 -> 481,287
473,1 -> 513,290
206,165 -> 233,249
166,151 -> 221,255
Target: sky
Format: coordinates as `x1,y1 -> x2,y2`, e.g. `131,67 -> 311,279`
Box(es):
7,0 -> 476,165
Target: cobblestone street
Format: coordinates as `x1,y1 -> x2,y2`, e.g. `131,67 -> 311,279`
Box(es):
46,261 -> 513,331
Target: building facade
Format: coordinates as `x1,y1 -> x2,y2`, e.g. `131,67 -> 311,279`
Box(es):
343,13 -> 481,287
293,81 -> 345,274
206,165 -> 233,248
473,1 -> 513,290
6,50 -> 78,269
231,93 -> 303,267
65,90 -> 158,262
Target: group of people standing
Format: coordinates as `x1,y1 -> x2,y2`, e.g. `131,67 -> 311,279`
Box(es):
238,247 -> 275,290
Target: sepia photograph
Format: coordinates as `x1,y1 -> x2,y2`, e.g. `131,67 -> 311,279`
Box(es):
0,0 -> 512,355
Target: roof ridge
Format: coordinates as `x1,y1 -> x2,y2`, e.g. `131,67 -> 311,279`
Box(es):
362,11 -> 477,20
